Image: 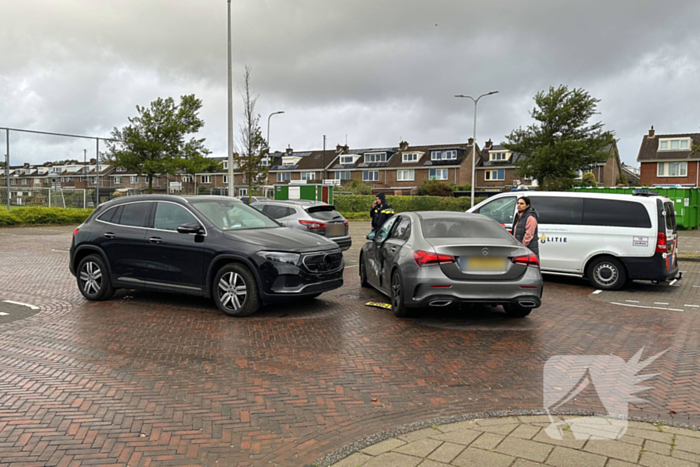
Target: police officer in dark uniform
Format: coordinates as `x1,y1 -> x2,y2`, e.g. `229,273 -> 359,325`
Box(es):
370,192 -> 394,233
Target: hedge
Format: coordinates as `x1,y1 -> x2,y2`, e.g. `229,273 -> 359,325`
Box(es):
334,195 -> 485,214
340,212 -> 371,220
0,207 -> 93,227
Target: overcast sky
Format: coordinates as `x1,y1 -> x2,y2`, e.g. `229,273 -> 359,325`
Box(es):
1,0 -> 699,166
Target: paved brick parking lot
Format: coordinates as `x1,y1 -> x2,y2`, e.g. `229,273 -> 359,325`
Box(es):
1,223 -> 700,466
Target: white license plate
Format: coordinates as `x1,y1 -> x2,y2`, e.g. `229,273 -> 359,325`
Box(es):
462,256 -> 507,272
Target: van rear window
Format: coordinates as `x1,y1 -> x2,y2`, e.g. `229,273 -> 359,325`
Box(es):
664,203 -> 677,230
582,199 -> 651,228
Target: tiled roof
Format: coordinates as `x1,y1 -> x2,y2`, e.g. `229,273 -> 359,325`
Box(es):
637,133 -> 700,162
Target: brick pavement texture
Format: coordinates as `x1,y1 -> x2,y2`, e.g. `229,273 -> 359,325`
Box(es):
328,415 -> 700,467
1,224 -> 700,466
678,230 -> 700,260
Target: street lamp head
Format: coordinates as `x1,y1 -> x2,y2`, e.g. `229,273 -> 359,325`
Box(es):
487,91 -> 499,95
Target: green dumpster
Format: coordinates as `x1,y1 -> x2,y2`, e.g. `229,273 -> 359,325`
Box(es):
274,184 -> 334,204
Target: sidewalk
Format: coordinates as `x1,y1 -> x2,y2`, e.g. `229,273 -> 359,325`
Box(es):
327,415 -> 700,467
679,230 -> 700,262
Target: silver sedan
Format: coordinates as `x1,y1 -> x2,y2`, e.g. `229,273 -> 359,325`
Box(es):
359,211 -> 543,318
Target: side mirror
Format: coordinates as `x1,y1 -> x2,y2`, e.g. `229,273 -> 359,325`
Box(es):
366,232 -> 376,241
177,222 -> 203,235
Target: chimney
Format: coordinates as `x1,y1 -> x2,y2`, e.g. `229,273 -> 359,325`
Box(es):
23,162 -> 30,168
286,146 -> 293,155
485,139 -> 493,150
648,126 -> 655,137
399,140 -> 409,151
89,158 -> 96,164
468,137 -> 474,145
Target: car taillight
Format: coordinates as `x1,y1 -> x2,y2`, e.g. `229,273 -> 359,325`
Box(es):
656,231 -> 667,253
299,220 -> 326,230
413,250 -> 456,267
344,220 -> 349,227
511,254 -> 539,267
500,223 -> 513,234
73,228 -> 79,237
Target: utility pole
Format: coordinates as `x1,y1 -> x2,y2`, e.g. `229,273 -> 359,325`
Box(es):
5,129 -> 9,210
95,139 -> 100,206
227,0 -> 235,197
323,135 -> 326,182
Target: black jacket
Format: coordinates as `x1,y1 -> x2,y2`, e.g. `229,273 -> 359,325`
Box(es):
370,203 -> 394,232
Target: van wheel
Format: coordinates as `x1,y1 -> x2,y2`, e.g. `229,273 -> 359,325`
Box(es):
588,256 -> 627,290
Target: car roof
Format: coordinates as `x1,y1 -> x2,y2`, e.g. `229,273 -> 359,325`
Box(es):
99,195 -> 243,208
488,191 -> 670,204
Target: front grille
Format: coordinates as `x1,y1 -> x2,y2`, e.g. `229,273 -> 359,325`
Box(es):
302,250 -> 343,273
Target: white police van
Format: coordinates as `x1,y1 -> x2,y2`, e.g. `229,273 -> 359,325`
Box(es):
468,191 -> 679,290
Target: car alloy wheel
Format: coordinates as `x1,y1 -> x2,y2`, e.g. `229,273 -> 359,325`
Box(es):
80,261 -> 102,295
218,272 -> 247,311
391,270 -> 409,318
76,254 -> 115,301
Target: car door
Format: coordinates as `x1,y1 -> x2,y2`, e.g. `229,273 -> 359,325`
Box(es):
98,201 -> 153,280
366,216 -> 398,290
141,202 -> 206,290
379,216 -> 411,289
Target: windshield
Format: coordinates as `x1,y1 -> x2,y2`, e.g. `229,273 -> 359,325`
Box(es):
190,199 -> 279,230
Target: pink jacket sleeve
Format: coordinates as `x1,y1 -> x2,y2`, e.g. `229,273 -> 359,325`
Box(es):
522,216 -> 537,246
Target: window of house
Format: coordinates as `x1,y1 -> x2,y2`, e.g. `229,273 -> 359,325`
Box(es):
429,169 -> 448,180
223,175 -> 228,184
340,156 -> 355,164
363,170 -> 379,181
397,170 -> 415,181
301,172 -> 316,181
364,153 -> 387,163
402,153 -> 420,163
238,188 -> 248,196
201,175 -> 211,184
21,179 -> 27,185
114,176 -> 122,185
276,172 -> 291,182
182,175 -> 192,183
130,176 -> 139,184
485,169 -> 505,181
657,162 -> 688,177
659,138 -> 691,151
10,179 -> 16,185
431,150 -> 457,161
260,158 -> 270,167
490,152 -> 510,161
223,160 -> 228,170
334,171 -> 351,180
116,166 -> 126,172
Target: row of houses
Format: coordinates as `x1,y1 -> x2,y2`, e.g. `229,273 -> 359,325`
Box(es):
4,128 -> 697,197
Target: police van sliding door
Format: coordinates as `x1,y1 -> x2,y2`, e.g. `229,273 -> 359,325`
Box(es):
527,197 -> 583,272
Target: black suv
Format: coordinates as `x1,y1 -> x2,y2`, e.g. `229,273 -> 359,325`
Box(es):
69,195 -> 344,316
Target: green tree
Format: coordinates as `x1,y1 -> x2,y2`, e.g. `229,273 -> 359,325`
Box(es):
347,180 -> 373,195
418,179 -> 454,196
503,85 -> 616,190
234,66 -> 270,203
107,95 -> 211,194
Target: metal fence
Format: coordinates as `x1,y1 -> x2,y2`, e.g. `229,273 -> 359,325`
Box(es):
1,127 -> 114,210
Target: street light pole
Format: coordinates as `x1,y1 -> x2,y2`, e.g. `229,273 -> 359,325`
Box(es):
455,91 -> 498,209
266,111 -> 285,151
227,0 -> 234,197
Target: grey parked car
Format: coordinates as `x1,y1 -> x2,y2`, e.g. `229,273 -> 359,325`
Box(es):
251,200 -> 351,251
359,211 -> 543,318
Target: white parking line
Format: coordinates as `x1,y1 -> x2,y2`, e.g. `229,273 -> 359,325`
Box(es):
654,302 -> 669,305
685,304 -> 700,308
625,300 -> 640,303
2,300 -> 39,310
51,249 -> 70,253
610,302 -> 684,312
0,312 -> 8,316
592,290 -> 602,295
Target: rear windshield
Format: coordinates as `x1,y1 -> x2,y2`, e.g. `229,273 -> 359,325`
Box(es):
421,217 -> 512,239
664,202 -> 677,230
307,205 -> 343,221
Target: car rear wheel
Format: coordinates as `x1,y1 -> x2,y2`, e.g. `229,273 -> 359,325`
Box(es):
587,256 -> 626,290
391,270 -> 410,318
214,263 -> 261,317
77,254 -> 115,301
504,304 -> 532,318
359,254 -> 370,288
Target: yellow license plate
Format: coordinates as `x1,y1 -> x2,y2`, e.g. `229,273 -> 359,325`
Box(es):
465,257 -> 507,271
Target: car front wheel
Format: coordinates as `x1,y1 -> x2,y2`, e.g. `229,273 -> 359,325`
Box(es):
77,254 -> 115,301
213,263 -> 261,317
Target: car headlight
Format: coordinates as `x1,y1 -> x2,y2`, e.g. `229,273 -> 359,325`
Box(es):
257,251 -> 301,265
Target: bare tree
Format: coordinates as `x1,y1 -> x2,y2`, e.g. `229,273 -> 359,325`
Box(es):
233,66 -> 270,202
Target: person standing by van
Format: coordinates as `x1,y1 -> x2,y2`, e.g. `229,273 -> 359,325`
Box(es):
513,196 -> 539,259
